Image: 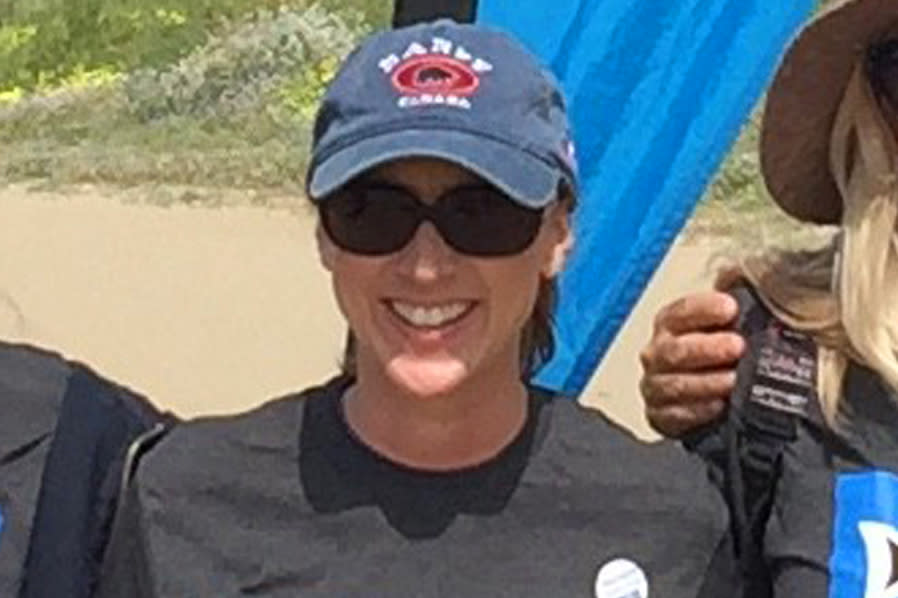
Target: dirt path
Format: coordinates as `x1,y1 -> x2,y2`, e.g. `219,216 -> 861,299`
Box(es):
0,185 -> 719,438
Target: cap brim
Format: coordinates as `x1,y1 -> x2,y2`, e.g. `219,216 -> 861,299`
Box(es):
308,129 -> 560,208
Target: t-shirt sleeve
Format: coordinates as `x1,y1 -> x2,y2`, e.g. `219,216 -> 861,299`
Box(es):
694,525 -> 743,598
95,483 -> 157,598
762,420 -> 832,598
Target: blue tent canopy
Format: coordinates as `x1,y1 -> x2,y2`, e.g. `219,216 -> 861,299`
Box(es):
394,0 -> 816,396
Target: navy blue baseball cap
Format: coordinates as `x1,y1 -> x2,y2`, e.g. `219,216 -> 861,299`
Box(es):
306,19 -> 578,208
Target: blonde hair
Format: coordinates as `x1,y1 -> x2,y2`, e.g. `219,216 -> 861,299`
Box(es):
723,62 -> 898,422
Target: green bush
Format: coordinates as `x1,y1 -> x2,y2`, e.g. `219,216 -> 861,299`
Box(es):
0,3 -> 366,190
276,55 -> 341,120
123,5 -> 362,121
0,0 -> 380,93
0,0 -> 202,90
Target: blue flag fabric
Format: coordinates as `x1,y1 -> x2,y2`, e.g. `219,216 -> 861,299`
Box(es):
831,472 -> 898,598
471,0 -> 815,394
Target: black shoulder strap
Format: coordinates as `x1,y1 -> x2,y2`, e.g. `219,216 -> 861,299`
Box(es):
724,286 -> 817,597
392,0 -> 477,27
19,368 -> 172,598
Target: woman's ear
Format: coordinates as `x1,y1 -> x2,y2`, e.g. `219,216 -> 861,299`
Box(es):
316,223 -> 337,272
542,204 -> 574,279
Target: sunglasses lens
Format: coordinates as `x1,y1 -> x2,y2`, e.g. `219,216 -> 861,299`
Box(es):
438,187 -> 544,256
320,186 -> 419,255
319,184 -> 545,257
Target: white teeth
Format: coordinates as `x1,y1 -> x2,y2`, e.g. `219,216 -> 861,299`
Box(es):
390,301 -> 471,328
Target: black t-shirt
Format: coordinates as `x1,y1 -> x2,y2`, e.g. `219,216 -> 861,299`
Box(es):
99,376 -> 739,598
694,288 -> 898,598
749,363 -> 898,598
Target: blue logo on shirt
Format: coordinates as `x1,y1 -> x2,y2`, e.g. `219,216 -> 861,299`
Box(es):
831,472 -> 898,598
0,505 -> 4,544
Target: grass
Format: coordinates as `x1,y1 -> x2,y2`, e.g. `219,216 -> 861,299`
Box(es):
0,81 -> 313,201
686,195 -> 836,253
0,3 -> 359,201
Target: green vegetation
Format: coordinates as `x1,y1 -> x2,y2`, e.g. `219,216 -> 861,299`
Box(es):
0,3 -> 383,192
691,111 -> 770,238
0,0 -> 389,91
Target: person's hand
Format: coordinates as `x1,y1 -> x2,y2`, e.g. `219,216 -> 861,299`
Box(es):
639,291 -> 746,437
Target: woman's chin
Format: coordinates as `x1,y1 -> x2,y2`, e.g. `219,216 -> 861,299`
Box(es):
386,355 -> 469,398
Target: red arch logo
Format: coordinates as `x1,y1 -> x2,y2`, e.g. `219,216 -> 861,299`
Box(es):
392,55 -> 480,97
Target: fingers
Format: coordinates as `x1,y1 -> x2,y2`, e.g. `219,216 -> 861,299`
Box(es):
652,291 -> 740,336
640,331 -> 746,374
639,344 -> 741,438
645,399 -> 727,438
639,369 -> 738,409
638,291 -> 748,438
638,290 -> 746,438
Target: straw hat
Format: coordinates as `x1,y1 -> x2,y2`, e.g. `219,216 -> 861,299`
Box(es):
761,0 -> 898,224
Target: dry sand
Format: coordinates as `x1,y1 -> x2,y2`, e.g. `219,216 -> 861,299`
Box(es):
0,185 -> 718,439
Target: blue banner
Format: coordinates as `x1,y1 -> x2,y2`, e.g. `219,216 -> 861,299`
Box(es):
473,0 -> 815,394
831,472 -> 898,598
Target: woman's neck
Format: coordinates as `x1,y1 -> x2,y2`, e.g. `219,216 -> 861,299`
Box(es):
344,354 -> 530,472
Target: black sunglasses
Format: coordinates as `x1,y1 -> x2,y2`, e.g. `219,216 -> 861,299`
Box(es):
318,181 -> 545,257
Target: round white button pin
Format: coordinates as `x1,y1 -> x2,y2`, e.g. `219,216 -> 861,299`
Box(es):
594,558 -> 649,598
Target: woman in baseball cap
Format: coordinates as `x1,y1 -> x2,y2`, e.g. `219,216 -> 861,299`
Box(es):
639,1 -> 898,596
97,20 -> 741,597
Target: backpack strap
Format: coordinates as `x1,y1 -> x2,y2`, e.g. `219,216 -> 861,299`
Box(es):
19,368 -> 172,598
0,344 -> 69,596
723,285 -> 817,597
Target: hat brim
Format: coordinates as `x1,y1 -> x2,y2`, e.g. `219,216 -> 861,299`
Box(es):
761,0 -> 898,224
308,129 -> 561,209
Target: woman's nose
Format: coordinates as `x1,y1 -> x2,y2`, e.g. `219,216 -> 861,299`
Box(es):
394,222 -> 457,282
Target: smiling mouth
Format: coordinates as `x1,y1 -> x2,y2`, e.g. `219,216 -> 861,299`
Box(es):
386,300 -> 476,329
